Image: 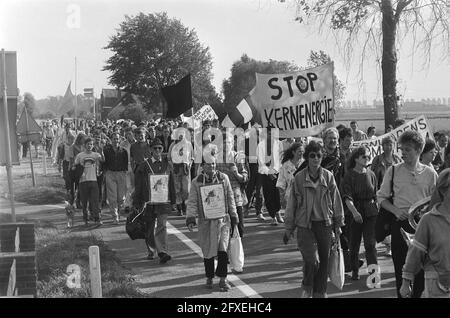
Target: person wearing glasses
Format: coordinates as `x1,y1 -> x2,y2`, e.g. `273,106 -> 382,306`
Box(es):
141,138 -> 176,264
284,140 -> 344,298
341,147 -> 379,280
377,130 -> 438,298
400,168 -> 450,298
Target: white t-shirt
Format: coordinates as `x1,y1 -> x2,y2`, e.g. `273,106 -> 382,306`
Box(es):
75,151 -> 102,183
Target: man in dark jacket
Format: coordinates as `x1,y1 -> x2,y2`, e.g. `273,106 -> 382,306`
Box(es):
103,132 -> 128,224
141,138 -> 176,264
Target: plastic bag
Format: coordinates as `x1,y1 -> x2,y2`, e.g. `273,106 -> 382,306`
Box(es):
228,225 -> 244,272
328,239 -> 345,290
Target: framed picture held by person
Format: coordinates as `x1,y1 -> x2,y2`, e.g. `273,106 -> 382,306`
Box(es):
200,183 -> 226,220
148,174 -> 170,204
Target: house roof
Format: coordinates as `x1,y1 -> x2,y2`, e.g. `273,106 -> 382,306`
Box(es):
102,88 -> 120,99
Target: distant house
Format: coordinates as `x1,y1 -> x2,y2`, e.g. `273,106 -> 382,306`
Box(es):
99,88 -> 122,120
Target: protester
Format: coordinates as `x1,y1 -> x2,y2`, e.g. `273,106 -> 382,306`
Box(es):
74,137 -> 105,226
432,132 -> 448,170
420,139 -> 438,170
131,127 -> 152,210
377,130 -> 438,298
141,138 -> 176,264
400,168 -> 450,298
257,128 -> 283,225
69,132 -> 87,208
103,132 -> 128,224
350,121 -> 368,141
168,129 -> 193,216
341,146 -> 379,280
370,135 -> 402,255
367,126 -> 376,139
119,127 -> 136,211
216,132 -> 248,238
284,140 -> 344,298
276,142 -> 304,212
244,124 -> 264,221
186,157 -> 238,291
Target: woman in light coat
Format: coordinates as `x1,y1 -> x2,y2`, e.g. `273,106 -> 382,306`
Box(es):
284,140 -> 344,298
186,157 -> 238,292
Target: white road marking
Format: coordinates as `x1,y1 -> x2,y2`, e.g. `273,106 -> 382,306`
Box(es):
167,222 -> 262,298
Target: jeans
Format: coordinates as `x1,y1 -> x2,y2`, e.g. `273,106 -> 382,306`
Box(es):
79,181 -> 100,221
391,220 -> 424,298
145,209 -> 169,255
236,206 -> 244,237
204,251 -> 228,279
297,221 -> 333,297
349,215 -> 378,271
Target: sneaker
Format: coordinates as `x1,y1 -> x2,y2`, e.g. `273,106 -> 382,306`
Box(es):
271,217 -> 278,226
300,288 -> 312,298
386,245 -> 392,256
256,213 -> 266,221
351,270 -> 360,281
147,251 -> 154,260
275,212 -> 284,223
219,278 -> 231,292
159,253 -> 172,264
205,278 -> 213,289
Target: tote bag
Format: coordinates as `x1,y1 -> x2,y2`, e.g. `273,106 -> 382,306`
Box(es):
329,239 -> 345,290
228,225 -> 244,272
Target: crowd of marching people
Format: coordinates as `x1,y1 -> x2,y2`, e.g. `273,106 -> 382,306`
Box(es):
31,115 -> 450,297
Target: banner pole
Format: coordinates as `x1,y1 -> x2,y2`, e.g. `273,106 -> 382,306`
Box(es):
24,107 -> 36,187
1,49 -> 16,221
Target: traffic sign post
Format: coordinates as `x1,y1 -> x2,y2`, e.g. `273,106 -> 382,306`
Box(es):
0,49 -> 16,221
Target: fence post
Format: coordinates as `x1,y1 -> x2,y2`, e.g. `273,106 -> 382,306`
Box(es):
89,245 -> 102,298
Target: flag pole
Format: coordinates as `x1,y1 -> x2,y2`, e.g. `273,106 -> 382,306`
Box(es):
1,49 -> 16,221
24,106 -> 36,187
74,57 -> 78,127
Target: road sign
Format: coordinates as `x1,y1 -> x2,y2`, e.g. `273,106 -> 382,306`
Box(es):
16,108 -> 42,143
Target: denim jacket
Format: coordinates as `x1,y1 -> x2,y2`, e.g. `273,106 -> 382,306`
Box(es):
285,167 -> 345,235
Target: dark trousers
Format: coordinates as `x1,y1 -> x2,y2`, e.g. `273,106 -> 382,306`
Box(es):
340,214 -> 352,251
391,220 -> 424,298
97,173 -> 105,204
63,160 -> 71,191
261,174 -> 281,218
297,221 -> 333,297
236,206 -> 244,237
245,163 -> 263,214
204,251 -> 228,279
79,181 -> 100,221
349,215 -> 378,271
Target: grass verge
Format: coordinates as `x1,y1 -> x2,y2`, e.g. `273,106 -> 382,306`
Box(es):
0,173 -> 66,205
1,213 -> 148,298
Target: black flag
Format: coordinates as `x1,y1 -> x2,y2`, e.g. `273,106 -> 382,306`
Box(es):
161,74 -> 193,118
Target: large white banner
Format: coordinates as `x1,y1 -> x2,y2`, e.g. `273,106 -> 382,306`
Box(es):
352,115 -> 434,161
254,63 -> 335,138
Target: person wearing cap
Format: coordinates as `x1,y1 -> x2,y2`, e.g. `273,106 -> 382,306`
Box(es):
400,168 -> 450,298
186,155 -> 238,291
131,127 -> 152,209
141,138 -> 176,264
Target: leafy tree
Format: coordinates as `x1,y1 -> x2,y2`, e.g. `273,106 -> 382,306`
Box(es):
283,0 -> 450,130
222,54 -> 300,110
103,12 -> 220,114
222,52 -> 346,110
21,92 -> 37,117
307,50 -> 346,108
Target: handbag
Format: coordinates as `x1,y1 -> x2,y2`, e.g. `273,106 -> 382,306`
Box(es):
375,165 -> 396,243
228,225 -> 244,272
125,207 -> 147,240
328,239 -> 345,290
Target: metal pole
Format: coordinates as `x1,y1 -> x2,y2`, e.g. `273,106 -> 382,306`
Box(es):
1,49 -> 16,221
24,107 -> 36,187
74,57 -> 77,123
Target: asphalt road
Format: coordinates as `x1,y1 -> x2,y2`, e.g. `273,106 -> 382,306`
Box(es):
0,197 -> 398,298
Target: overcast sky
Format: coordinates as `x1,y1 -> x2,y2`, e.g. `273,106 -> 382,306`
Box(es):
1,0 -> 449,102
